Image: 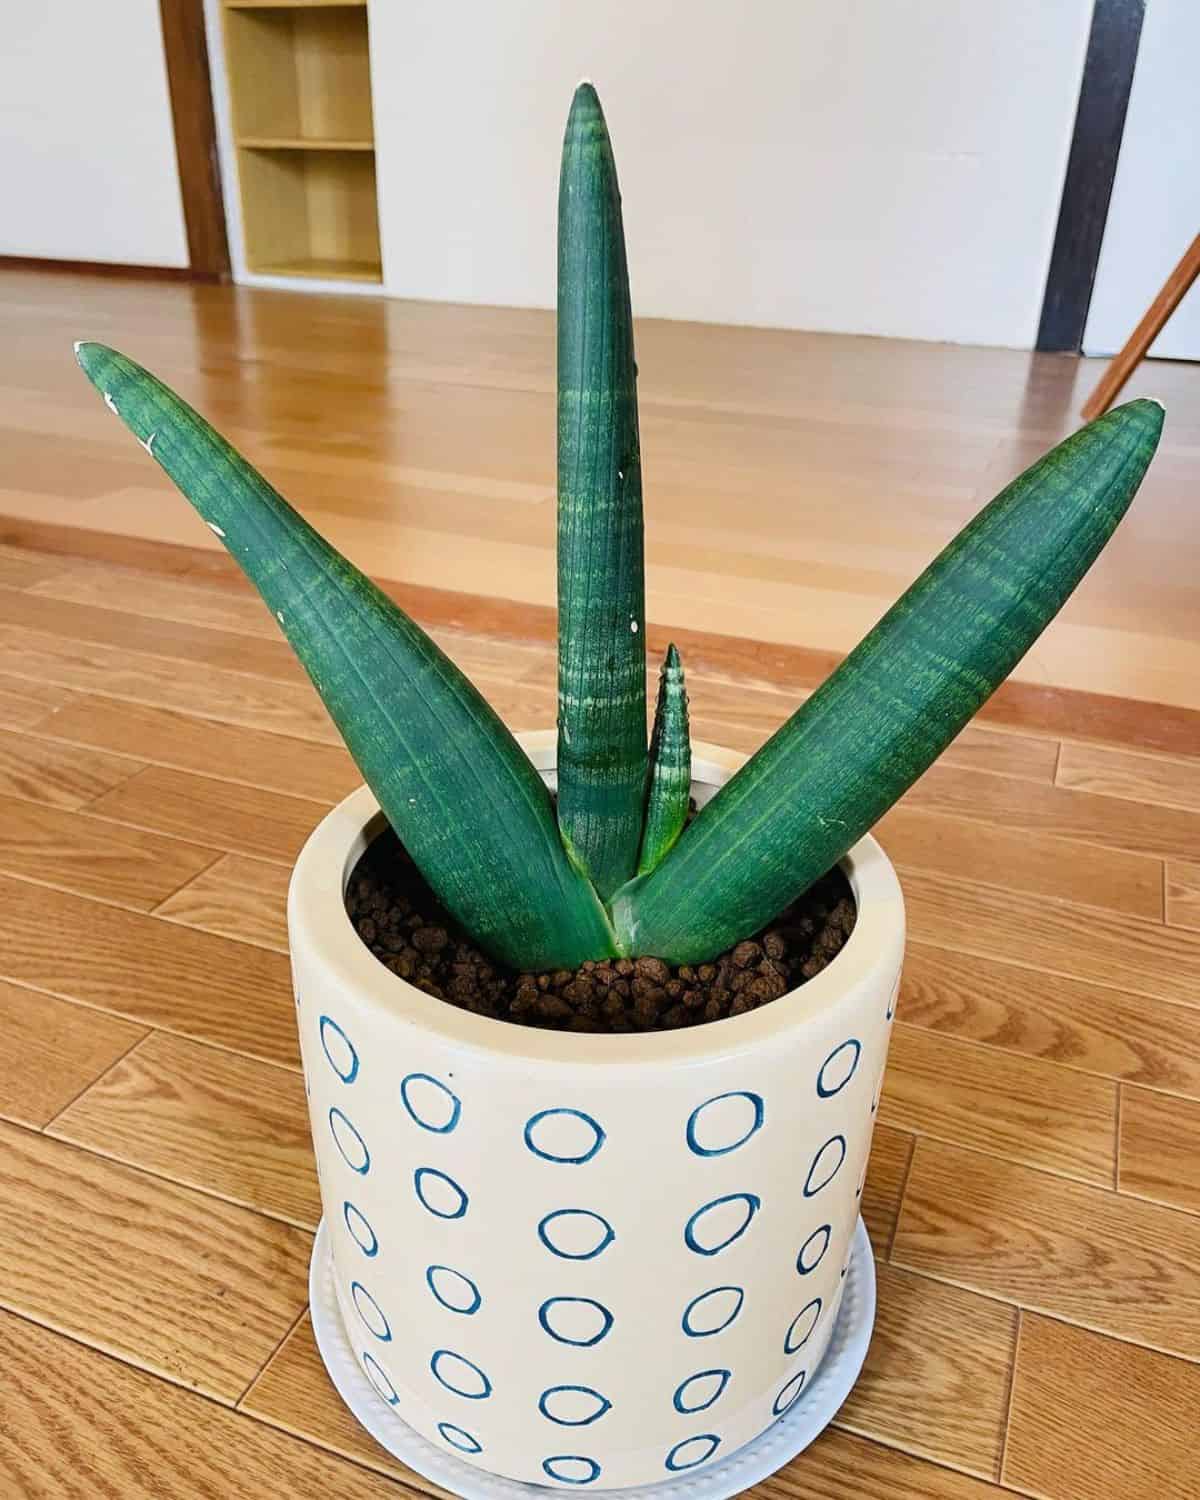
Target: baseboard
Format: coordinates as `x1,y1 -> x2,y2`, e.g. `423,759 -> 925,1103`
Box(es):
0,255 -> 222,284
1,517 -> 1195,762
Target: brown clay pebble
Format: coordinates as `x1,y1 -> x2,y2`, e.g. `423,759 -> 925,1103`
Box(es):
345,827 -> 855,1036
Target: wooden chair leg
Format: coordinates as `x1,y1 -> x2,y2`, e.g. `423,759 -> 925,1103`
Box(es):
1081,230 -> 1200,420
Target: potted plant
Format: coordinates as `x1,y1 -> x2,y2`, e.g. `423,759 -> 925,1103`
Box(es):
76,84 -> 1161,1493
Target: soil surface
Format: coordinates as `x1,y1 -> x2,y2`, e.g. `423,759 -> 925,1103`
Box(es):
344,827 -> 857,1034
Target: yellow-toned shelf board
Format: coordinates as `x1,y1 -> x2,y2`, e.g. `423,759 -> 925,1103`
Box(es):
225,2 -> 366,10
238,136 -> 374,151
247,257 -> 382,283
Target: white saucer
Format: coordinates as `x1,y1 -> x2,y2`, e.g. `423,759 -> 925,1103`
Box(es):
309,1215 -> 876,1499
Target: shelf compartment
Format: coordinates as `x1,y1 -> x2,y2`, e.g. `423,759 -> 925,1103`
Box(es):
238,147 -> 381,283
223,4 -> 373,144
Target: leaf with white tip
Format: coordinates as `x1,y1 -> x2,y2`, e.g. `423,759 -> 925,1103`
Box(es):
76,343 -> 617,970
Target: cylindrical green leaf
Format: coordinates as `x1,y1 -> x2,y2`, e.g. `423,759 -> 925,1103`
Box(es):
614,399 -> 1164,963
76,343 -> 617,970
556,82 -> 648,900
638,643 -> 691,876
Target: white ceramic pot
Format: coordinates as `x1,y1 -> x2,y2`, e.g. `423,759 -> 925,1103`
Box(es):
289,732 -> 904,1491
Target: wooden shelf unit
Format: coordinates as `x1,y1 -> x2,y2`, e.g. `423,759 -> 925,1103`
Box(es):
220,0 -> 381,285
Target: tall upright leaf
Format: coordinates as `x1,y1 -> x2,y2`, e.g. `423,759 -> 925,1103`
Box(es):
638,643 -> 691,876
76,343 -> 617,970
613,399 -> 1164,962
556,81 -> 648,899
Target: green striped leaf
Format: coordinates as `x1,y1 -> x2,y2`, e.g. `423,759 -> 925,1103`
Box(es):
556,82 -> 648,900
614,399 -> 1164,963
76,343 -> 617,970
638,643 -> 691,876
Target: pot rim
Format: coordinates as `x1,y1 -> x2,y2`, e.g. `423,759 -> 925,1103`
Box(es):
288,730 -> 905,1069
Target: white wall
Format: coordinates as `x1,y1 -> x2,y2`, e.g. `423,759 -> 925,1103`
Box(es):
1084,0 -> 1200,360
370,0 -> 1092,347
0,2 -> 188,267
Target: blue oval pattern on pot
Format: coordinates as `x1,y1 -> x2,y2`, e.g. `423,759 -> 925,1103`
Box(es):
525,1108 -> 606,1164
538,1296 -> 614,1347
538,1384 -> 613,1427
537,1208 -> 615,1260
438,1421 -> 482,1454
665,1434 -> 721,1471
414,1166 -> 469,1220
351,1280 -> 391,1341
685,1091 -> 764,1156
542,1456 -> 602,1485
681,1285 -> 745,1337
343,1200 -> 377,1257
796,1224 -> 831,1274
430,1348 -> 492,1399
816,1039 -> 860,1097
401,1072 -> 461,1133
684,1192 -> 761,1255
362,1350 -> 399,1405
426,1264 -> 481,1315
784,1297 -> 821,1353
672,1368 -> 731,1414
803,1135 -> 846,1196
773,1368 -> 807,1415
328,1107 -> 370,1174
319,1015 -> 358,1083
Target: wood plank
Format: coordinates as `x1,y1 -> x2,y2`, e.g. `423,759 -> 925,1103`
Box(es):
1058,738 -> 1200,815
0,622 -> 335,743
51,1032 -> 318,1226
1004,1313 -> 1200,1500
242,1312 -> 453,1495
0,672 -> 76,731
0,1122 -> 309,1400
0,548 -> 62,589
0,584 -> 304,684
157,852 -> 290,950
0,1310 -> 414,1499
0,724 -> 140,810
0,873 -> 297,1066
0,981 -> 145,1129
902,867 -> 1200,1010
32,563 -> 280,637
937,724 -> 1059,783
836,1263 -> 1016,1479
877,802 -> 1162,918
900,941 -> 1200,1098
33,563 -> 564,689
766,1428 -> 1011,1499
1166,858 -> 1200,932
88,764 -> 328,864
881,1024 -> 1116,1185
0,794 -> 219,909
1119,1087 -> 1200,1216
893,1138 -> 1200,1359
906,759 -> 1200,863
860,1123 -> 912,1257
38,695 -> 360,802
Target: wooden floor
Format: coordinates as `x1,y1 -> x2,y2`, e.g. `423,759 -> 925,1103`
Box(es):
2,269 -> 1200,710
0,534 -> 1199,1496
1,272 -> 1200,1497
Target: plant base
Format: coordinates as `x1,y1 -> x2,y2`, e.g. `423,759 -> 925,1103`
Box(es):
308,1215 -> 877,1499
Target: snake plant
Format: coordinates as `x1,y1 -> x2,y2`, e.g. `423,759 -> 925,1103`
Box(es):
75,83 -> 1163,972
